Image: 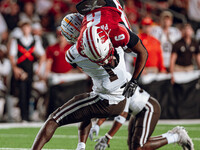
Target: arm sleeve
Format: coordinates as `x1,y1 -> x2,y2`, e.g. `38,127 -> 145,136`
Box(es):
126,28 -> 140,49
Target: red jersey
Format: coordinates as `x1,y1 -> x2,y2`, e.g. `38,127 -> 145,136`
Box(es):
139,33 -> 166,72
76,7 -> 131,57
46,43 -> 73,73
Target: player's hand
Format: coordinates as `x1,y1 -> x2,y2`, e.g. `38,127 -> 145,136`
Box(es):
121,79 -> 138,98
89,124 -> 100,141
95,136 -> 109,150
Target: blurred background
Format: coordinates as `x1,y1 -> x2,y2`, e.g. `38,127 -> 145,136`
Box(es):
0,0 -> 200,123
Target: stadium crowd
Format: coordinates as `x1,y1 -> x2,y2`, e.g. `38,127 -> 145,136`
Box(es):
0,0 -> 200,122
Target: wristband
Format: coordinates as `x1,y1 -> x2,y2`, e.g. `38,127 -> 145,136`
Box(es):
130,78 -> 138,83
105,133 -> 112,140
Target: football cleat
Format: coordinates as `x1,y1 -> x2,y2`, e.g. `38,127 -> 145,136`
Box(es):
169,126 -> 194,150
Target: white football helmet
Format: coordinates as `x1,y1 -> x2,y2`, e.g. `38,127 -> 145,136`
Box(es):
82,26 -> 114,66
61,13 -> 83,43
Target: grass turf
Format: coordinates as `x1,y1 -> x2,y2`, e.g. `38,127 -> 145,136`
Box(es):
0,123 -> 199,150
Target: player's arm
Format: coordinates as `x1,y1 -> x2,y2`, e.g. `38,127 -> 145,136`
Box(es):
89,118 -> 107,140
106,111 -> 128,142
125,30 -> 148,81
122,28 -> 148,98
94,112 -> 128,150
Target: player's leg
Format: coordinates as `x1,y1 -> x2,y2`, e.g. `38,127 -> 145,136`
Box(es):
76,0 -> 106,15
31,118 -> 59,150
129,97 -> 194,150
127,115 -> 136,150
76,97 -> 126,150
77,120 -> 92,150
142,126 -> 194,150
94,98 -> 130,150
31,93 -> 94,150
94,111 -> 128,150
106,111 -> 128,143
32,92 -> 126,150
129,97 -> 162,150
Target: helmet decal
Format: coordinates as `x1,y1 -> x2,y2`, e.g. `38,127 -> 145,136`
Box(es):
61,13 -> 83,43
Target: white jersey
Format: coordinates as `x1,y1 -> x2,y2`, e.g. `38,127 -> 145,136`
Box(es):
122,72 -> 150,115
151,26 -> 181,68
65,44 -> 128,104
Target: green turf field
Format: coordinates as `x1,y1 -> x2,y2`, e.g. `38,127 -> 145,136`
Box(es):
0,123 -> 199,150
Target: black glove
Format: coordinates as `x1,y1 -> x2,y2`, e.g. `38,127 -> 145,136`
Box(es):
121,79 -> 138,98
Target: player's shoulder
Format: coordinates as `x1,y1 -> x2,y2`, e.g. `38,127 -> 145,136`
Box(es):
65,44 -> 79,63
65,43 -> 88,63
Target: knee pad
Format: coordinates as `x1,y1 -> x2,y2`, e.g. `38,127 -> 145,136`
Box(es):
129,87 -> 150,116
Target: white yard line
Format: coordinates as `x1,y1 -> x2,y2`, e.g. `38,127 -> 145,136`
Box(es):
158,119 -> 200,125
0,133 -> 199,141
0,119 -> 199,129
0,148 -> 73,150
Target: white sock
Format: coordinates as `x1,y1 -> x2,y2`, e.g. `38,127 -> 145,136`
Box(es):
76,142 -> 86,150
162,133 -> 179,144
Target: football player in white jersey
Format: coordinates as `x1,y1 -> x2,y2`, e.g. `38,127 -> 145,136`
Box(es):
90,84 -> 194,150
31,3 -> 147,149
62,11 -> 193,150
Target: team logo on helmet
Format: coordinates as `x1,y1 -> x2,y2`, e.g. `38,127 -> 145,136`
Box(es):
82,26 -> 114,66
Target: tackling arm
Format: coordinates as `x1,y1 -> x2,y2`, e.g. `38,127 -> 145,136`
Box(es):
122,29 -> 148,98
94,112 -> 128,150
107,111 -> 128,141
89,118 -> 107,140
126,30 -> 148,81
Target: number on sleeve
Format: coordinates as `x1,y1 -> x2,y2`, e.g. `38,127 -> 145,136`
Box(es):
86,11 -> 101,27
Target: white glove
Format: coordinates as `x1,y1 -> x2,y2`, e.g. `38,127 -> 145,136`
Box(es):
89,124 -> 100,141
95,136 -> 109,150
